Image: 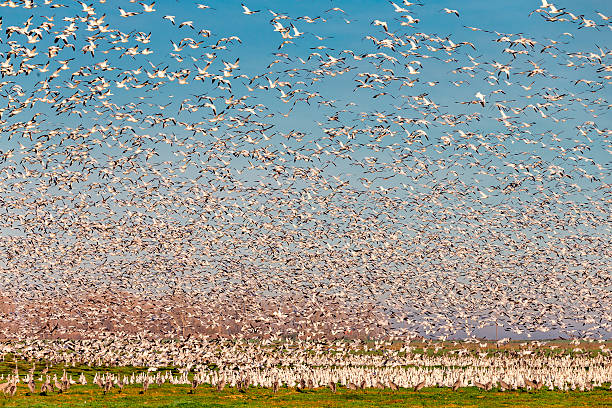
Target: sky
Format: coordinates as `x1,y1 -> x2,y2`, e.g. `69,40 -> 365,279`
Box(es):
0,0 -> 610,340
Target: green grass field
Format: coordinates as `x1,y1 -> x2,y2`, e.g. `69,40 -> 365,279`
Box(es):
1,342 -> 611,407
0,384 -> 611,408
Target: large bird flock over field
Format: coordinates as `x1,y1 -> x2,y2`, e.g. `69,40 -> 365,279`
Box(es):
1,338 -> 612,395
0,0 -> 609,343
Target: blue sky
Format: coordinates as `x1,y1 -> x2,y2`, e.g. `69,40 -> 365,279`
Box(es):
0,0 -> 610,339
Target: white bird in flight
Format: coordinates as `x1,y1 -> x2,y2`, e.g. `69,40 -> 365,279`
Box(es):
242,4 -> 260,15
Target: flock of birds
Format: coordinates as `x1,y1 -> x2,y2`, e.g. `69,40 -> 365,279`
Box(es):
0,0 -> 609,345
0,337 -> 611,395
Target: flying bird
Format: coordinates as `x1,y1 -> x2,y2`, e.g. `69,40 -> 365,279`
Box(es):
241,4 -> 260,15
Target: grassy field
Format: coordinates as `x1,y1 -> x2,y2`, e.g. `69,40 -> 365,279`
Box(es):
1,341 -> 611,407
0,385 -> 611,408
